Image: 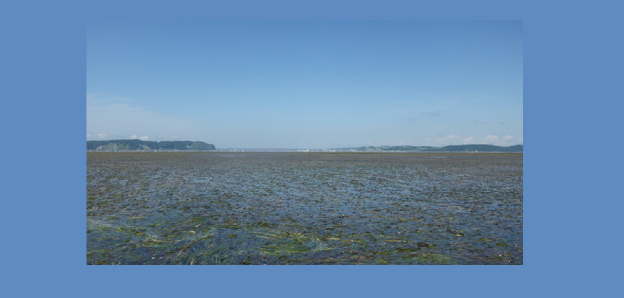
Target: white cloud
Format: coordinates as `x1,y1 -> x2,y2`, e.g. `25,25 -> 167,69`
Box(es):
87,134 -> 91,138
501,135 -> 522,146
433,135 -> 477,146
484,135 -> 499,144
125,135 -> 149,141
425,134 -> 521,147
97,133 -> 108,138
87,95 -> 199,141
480,135 -> 523,146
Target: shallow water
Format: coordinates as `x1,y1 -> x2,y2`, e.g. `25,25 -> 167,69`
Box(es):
87,152 -> 523,265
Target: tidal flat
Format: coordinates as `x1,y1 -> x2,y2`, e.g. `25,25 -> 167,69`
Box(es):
87,152 -> 522,265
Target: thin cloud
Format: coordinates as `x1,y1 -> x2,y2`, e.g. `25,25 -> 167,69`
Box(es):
484,135 -> 499,143
433,135 -> 477,146
422,110 -> 442,117
499,135 -> 522,146
482,135 -> 521,146
427,134 -> 522,146
87,95 -> 199,141
392,109 -> 412,114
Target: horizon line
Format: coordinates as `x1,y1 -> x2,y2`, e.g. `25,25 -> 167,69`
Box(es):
87,139 -> 523,149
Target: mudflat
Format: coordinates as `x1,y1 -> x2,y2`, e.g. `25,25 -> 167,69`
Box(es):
87,152 -> 523,265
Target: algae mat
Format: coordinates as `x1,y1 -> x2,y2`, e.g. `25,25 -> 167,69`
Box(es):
87,152 -> 523,265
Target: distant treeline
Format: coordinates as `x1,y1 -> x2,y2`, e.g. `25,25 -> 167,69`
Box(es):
87,140 -> 216,151
360,144 -> 523,152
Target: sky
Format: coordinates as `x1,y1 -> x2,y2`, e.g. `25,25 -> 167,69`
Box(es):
87,21 -> 522,149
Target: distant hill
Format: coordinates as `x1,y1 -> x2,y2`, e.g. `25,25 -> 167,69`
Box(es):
87,140 -> 216,151
359,144 -> 522,152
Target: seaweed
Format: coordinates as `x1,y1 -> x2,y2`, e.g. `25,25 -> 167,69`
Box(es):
87,152 -> 523,265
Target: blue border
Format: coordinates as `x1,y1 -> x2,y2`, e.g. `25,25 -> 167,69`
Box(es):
5,0 -> 621,297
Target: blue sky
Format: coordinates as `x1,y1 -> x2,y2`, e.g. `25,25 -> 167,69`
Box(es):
87,21 -> 522,149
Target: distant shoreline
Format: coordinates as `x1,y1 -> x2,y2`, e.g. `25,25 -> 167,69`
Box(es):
87,150 -> 523,154
87,141 -> 522,153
